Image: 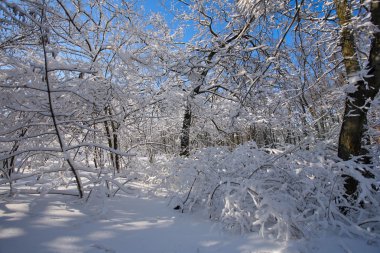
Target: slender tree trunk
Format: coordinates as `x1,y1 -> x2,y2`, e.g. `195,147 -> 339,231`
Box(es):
40,4 -> 84,198
109,109 -> 121,172
112,125 -> 120,172
104,106 -> 121,173
365,1 -> 380,107
180,101 -> 192,156
104,120 -> 115,166
7,128 -> 27,177
4,129 -> 26,194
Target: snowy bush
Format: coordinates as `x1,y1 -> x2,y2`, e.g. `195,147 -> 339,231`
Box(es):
163,141 -> 380,240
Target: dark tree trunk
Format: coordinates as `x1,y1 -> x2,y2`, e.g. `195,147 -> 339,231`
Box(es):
338,1 -> 380,160
40,7 -> 83,198
336,1 -> 380,198
6,128 -> 27,177
338,80 -> 369,160
104,107 -> 121,173
180,102 -> 192,156
112,125 -> 120,172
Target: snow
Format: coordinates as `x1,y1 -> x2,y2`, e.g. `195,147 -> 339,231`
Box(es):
1,0 -> 380,252
1,185 -> 379,253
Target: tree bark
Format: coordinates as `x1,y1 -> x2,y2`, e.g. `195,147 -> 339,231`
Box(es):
336,0 -> 380,160
335,0 -> 362,160
336,0 -> 380,197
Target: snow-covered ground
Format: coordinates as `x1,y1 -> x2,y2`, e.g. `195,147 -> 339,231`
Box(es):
0,185 -> 379,253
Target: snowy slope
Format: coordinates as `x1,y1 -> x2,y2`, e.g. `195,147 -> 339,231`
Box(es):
0,189 -> 379,253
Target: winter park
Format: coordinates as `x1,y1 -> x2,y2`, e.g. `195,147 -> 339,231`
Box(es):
1,0 -> 380,252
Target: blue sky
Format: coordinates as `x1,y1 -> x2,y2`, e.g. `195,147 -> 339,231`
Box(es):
141,0 -> 196,42
142,0 -> 168,13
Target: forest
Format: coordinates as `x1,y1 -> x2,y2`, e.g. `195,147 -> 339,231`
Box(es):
0,0 -> 380,251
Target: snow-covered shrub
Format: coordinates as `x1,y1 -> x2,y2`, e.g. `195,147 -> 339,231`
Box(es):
163,141 -> 380,240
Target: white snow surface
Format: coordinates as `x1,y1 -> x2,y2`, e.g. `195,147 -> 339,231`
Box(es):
0,184 -> 379,253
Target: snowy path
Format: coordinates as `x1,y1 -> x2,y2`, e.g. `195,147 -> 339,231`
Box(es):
0,190 -> 379,253
0,192 -> 282,253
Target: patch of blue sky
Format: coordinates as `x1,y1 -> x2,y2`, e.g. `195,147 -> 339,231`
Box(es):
141,0 -> 197,43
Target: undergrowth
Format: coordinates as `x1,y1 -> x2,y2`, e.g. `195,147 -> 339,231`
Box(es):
153,141 -> 380,240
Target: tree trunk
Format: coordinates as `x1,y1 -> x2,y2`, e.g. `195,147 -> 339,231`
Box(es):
337,0 -> 380,160
180,102 -> 192,156
104,106 -> 121,173
336,0 -> 380,198
40,6 -> 84,198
